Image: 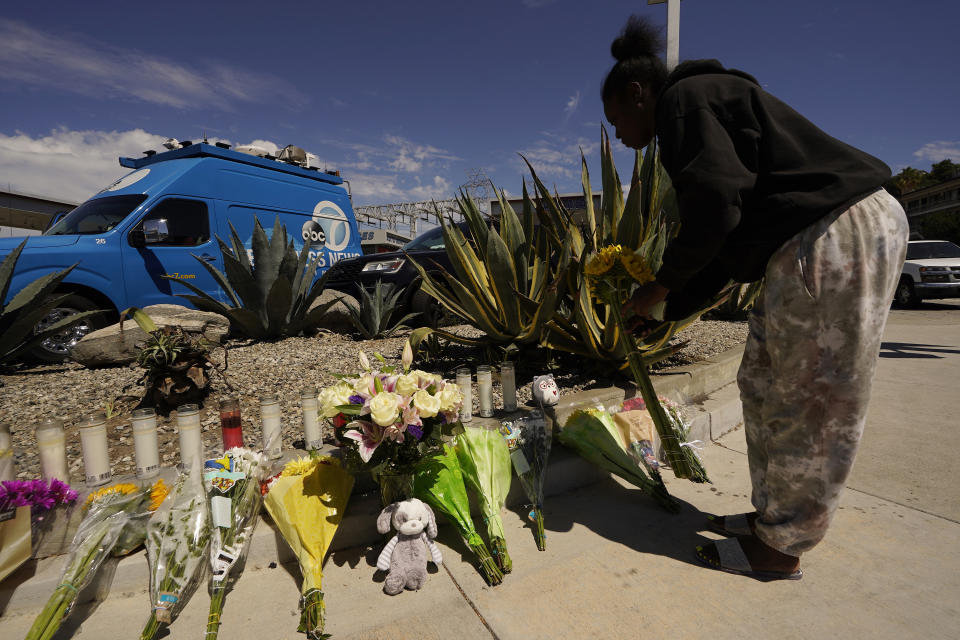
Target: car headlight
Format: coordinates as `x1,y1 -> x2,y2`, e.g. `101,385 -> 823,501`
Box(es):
919,266 -> 950,273
361,258 -> 406,273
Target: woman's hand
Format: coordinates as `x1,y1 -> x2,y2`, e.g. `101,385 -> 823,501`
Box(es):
621,281 -> 669,331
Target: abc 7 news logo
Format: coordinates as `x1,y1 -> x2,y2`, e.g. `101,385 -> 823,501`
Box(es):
301,220 -> 326,245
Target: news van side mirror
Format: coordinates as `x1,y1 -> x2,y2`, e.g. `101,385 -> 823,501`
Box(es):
143,219 -> 170,244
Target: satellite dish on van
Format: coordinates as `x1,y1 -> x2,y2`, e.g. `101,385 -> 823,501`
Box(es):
277,145 -> 307,166
234,145 -> 271,158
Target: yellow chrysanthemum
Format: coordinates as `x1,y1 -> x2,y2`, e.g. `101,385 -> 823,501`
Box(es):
282,457 -> 320,478
585,244 -> 622,276
620,251 -> 655,284
149,479 -> 169,511
83,482 -> 139,510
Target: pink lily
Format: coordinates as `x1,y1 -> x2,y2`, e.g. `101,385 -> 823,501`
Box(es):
342,420 -> 384,463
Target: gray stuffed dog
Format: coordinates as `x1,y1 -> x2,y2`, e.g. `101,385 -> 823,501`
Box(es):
376,498 -> 443,595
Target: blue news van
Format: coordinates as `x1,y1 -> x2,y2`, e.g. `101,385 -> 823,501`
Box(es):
0,142 -> 363,361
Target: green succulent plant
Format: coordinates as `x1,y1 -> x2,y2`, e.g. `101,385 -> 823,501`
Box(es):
407,185 -> 572,353
0,240 -> 103,365
339,280 -> 420,339
173,217 -> 337,339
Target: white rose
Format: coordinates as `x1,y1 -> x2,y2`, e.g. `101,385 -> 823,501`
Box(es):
412,369 -> 440,389
369,392 -> 401,427
395,373 -> 420,397
320,382 -> 354,418
413,389 -> 441,419
437,383 -> 463,412
352,374 -> 374,396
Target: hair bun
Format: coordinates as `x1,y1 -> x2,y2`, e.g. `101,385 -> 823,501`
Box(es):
610,15 -> 664,62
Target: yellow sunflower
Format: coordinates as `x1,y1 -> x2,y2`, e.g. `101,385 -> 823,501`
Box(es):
83,482 -> 139,510
585,244 -> 622,276
148,479 -> 170,511
620,250 -> 655,284
281,457 -> 320,478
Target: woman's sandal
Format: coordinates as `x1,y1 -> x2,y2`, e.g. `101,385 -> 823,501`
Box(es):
705,512 -> 755,537
695,537 -> 803,581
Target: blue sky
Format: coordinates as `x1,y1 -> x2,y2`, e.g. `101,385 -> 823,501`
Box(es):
1,0 -> 957,210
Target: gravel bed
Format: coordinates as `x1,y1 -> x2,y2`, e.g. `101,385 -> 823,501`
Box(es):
0,320 -> 746,483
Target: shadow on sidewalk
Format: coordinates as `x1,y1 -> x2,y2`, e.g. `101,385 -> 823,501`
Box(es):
879,342 -> 960,358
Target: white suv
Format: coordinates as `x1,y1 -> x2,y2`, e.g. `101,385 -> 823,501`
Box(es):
895,240 -> 960,307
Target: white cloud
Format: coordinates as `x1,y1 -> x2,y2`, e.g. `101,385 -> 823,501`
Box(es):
0,20 -> 305,111
0,128 -> 168,202
519,136 -> 599,185
565,91 -> 581,115
913,141 -> 960,164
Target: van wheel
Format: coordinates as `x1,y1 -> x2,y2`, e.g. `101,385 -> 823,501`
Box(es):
894,277 -> 920,308
29,294 -> 108,363
410,287 -> 445,329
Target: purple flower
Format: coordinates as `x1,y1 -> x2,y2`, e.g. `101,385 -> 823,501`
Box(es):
49,479 -> 78,504
407,424 -> 424,440
348,395 -> 365,405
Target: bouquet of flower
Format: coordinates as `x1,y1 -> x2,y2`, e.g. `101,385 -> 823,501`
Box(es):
584,244 -> 708,482
203,448 -> 272,639
560,408 -> 678,512
26,480 -> 167,640
141,468 -> 211,640
455,427 -> 513,572
414,445 -> 503,586
499,411 -> 551,550
321,341 -> 464,501
263,455 -> 354,639
0,479 -> 78,582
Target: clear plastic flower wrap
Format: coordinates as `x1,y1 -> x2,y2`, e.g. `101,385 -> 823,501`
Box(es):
141,467 -> 211,639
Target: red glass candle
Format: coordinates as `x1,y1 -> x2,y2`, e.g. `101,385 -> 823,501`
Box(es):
219,398 -> 243,451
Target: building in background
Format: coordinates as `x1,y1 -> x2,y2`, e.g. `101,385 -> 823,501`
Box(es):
900,175 -> 960,244
0,189 -> 78,237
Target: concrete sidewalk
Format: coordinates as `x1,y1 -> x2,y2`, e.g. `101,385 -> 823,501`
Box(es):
1,304 -> 958,639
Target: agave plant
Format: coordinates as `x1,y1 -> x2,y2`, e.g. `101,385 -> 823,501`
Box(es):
407,186 -> 572,353
708,280 -> 764,320
173,217 -> 337,339
339,280 -> 421,339
123,307 -> 215,410
0,240 -> 103,365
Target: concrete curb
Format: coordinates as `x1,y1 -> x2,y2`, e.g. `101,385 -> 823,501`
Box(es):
0,344 -> 746,617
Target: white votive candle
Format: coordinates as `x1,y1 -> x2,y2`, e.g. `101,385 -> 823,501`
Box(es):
477,365 -> 493,418
301,387 -> 322,451
456,368 -> 473,422
131,408 -> 160,480
176,404 -> 203,473
501,362 -> 517,412
35,418 -> 68,482
260,394 -> 283,459
79,413 -> 111,487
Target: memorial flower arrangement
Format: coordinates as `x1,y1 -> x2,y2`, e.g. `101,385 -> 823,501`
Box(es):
584,245 -> 708,482
263,455 -> 353,639
320,340 -> 464,503
203,448 -> 272,640
455,427 -> 513,572
414,445 -> 503,586
0,479 -> 79,582
499,412 -> 552,551
560,408 -> 678,512
141,469 -> 210,640
26,480 -> 168,640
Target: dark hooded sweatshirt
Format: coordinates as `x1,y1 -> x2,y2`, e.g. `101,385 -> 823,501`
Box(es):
653,60 -> 891,319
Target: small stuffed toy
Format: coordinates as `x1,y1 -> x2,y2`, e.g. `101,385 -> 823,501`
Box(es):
532,373 -> 560,407
376,498 -> 443,595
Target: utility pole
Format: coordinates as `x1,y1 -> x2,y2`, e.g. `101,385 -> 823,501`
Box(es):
648,0 -> 680,70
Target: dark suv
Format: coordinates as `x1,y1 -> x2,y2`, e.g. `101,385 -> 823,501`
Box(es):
322,224 -> 463,326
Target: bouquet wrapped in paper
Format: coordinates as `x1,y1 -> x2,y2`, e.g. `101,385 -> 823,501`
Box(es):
499,411 -> 551,550
560,408 -> 678,512
414,445 -> 502,585
455,426 -> 513,573
321,341 -> 464,503
0,479 -> 78,582
203,448 -> 272,640
263,455 -> 353,639
26,480 -> 167,640
141,468 -> 210,640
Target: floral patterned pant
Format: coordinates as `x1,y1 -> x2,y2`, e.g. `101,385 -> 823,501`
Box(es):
737,188 -> 908,556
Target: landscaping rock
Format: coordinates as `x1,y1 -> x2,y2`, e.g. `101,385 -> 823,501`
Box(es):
70,304 -> 229,367
312,289 -> 358,332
